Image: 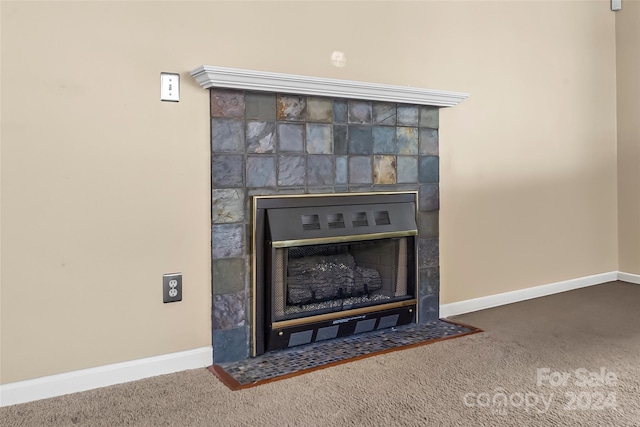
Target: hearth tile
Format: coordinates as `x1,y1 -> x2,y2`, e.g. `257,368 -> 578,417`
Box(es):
418,238 -> 439,268
419,266 -> 440,295
307,155 -> 334,186
306,124 -> 333,154
213,327 -> 248,364
419,128 -> 439,156
212,224 -> 244,258
246,121 -> 276,153
396,127 -> 419,155
212,258 -> 245,294
212,189 -> 244,223
373,155 -> 397,185
277,95 -> 307,121
213,320 -> 480,387
348,100 -> 372,124
417,210 -> 439,237
212,118 -> 245,153
333,125 -> 348,155
210,89 -> 245,118
307,97 -> 333,123
348,125 -> 373,155
333,100 -> 348,123
419,106 -> 439,129
372,102 -> 396,126
419,156 -> 439,183
349,157 -> 373,184
396,156 -> 418,184
397,105 -> 419,127
372,126 -> 396,154
212,291 -> 246,329
212,155 -> 244,187
419,183 -> 439,211
245,92 -> 276,121
246,156 -> 276,187
277,123 -> 305,153
335,156 -> 347,185
277,155 -> 306,186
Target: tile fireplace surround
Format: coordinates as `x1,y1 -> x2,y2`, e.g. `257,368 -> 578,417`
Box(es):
191,66 -> 468,363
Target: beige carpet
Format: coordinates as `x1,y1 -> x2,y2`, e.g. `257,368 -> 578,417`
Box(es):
2,281 -> 639,426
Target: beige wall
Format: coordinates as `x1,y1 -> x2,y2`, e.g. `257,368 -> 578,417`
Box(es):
617,1 -> 640,273
1,1 -> 619,384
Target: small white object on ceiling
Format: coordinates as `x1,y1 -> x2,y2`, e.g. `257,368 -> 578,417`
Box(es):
330,51 -> 347,68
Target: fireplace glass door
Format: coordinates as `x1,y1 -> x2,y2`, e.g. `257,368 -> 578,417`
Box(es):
270,236 -> 414,324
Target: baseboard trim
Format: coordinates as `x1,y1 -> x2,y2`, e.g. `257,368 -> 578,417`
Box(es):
618,271 -> 640,285
440,271 -> 619,318
0,347 -> 212,407
3,271 -> 636,407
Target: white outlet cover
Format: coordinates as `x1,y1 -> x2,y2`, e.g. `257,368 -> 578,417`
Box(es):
160,72 -> 180,102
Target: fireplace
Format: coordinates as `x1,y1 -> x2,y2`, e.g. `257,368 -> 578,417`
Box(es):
191,65 -> 468,363
252,192 -> 418,355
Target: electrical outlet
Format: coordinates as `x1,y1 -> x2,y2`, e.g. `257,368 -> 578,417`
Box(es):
163,273 -> 182,303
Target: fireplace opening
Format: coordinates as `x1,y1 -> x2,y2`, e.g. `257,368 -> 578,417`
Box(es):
253,192 -> 418,356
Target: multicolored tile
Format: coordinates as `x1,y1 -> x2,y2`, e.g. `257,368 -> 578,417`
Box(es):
210,89 -> 244,118
246,121 -> 275,153
306,124 -> 333,154
397,127 -> 418,155
212,155 -> 243,187
349,156 -> 372,184
373,155 -> 396,184
307,155 -> 334,186
419,128 -> 439,156
372,102 -> 396,126
246,156 -> 276,187
277,123 -> 304,152
348,100 -> 372,124
212,118 -> 245,153
396,156 -> 418,183
307,97 -> 333,123
397,105 -> 419,126
277,155 -> 305,186
277,95 -> 306,121
245,92 -> 276,121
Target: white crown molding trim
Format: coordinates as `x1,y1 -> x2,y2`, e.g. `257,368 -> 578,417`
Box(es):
440,271 -> 619,318
190,66 -> 469,107
0,347 -> 212,407
618,271 -> 640,284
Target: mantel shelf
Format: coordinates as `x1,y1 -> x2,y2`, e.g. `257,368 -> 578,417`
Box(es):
190,65 -> 469,107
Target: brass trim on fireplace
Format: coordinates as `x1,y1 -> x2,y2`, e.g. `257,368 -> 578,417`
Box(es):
271,299 -> 417,329
270,230 -> 417,249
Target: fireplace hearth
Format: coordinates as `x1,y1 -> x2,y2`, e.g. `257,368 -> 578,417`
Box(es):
252,192 -> 418,356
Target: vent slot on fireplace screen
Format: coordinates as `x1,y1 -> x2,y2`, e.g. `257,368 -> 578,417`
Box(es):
253,192 -> 419,356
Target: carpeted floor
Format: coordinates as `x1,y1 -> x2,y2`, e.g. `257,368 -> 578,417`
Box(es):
2,281 -> 639,426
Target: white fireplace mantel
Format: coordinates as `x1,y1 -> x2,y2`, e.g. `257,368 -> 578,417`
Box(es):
190,65 -> 469,107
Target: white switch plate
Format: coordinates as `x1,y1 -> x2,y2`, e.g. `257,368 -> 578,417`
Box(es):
160,72 -> 180,102
611,0 -> 621,11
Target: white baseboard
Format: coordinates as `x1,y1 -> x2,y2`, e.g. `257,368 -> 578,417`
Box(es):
618,271 -> 640,285
0,347 -> 212,407
2,271 -> 637,408
440,271 -> 619,318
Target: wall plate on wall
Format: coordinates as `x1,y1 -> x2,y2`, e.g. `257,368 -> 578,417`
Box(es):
611,0 -> 622,11
160,72 -> 180,102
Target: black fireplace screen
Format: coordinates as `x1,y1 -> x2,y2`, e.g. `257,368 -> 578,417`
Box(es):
273,237 -> 412,322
